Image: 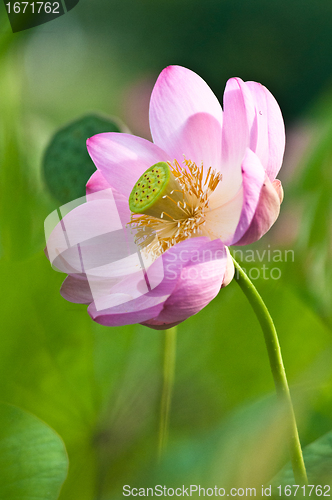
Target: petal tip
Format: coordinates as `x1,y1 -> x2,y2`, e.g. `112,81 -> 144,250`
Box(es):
86,134 -> 101,151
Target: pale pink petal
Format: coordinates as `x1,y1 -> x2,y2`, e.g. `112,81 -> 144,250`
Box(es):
88,293 -> 167,326
46,198 -> 138,275
86,171 -> 131,225
61,252 -> 161,308
202,188 -> 243,244
272,179 -> 284,203
87,268 -> 171,322
87,237 -> 207,326
59,199 -> 123,247
230,149 -> 266,245
143,239 -> 227,328
234,177 -> 282,246
149,65 -> 223,155
221,246 -> 235,288
203,150 -> 265,246
87,133 -> 170,198
60,274 -> 93,304
164,112 -> 222,175
217,77 -> 252,203
245,81 -> 285,181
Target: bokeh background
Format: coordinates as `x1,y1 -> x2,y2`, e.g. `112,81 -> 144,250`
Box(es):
1,1 -> 332,498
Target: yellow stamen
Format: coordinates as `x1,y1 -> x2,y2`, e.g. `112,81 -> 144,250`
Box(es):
129,158 -> 222,258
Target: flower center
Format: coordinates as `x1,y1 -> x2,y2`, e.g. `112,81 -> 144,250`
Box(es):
128,159 -> 222,256
129,161 -> 185,219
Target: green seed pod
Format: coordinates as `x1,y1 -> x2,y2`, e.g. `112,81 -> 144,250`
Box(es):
43,114 -> 125,204
129,162 -> 185,220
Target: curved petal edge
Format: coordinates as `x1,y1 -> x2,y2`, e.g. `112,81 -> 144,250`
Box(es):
234,177 -> 282,246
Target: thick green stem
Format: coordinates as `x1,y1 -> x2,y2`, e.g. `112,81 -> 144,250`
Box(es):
158,326 -> 177,459
232,258 -> 308,486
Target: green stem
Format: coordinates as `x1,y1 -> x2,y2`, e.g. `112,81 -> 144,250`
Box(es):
158,326 -> 177,459
232,257 -> 308,486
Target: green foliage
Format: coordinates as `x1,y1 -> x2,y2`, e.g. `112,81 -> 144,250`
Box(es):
42,114 -> 124,204
272,430 -> 332,489
281,107 -> 332,326
0,403 -> 68,500
153,396 -> 289,491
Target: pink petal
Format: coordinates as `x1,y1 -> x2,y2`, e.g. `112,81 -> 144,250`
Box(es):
87,238 -> 204,326
88,293 -> 167,327
163,112 -> 222,175
245,81 -> 285,181
149,65 -> 223,155
86,170 -> 111,198
142,239 -> 228,329
60,274 -> 93,304
230,149 -> 266,245
61,252 -> 162,309
86,250 -> 170,325
86,170 -> 131,226
234,177 -> 282,246
218,77 -> 252,203
87,133 -> 170,198
87,237 -> 226,328
140,318 -> 183,331
59,199 -> 123,247
87,257 -> 165,313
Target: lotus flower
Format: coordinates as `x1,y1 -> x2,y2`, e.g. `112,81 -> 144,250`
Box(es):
45,65 -> 285,330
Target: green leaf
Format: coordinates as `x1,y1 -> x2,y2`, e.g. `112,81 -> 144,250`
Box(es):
153,396 -> 290,490
0,402 -> 68,500
42,114 -> 125,204
271,430 -> 332,488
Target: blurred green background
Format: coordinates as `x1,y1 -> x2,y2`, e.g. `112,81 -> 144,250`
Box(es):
1,1 -> 332,498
